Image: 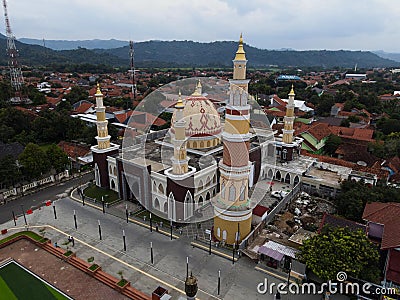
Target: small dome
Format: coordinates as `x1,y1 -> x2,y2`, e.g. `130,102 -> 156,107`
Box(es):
172,95 -> 222,149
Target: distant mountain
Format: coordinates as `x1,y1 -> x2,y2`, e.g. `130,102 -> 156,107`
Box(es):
97,40 -> 399,68
373,50 -> 400,63
19,38 -> 128,50
0,37 -> 126,67
0,36 -> 397,69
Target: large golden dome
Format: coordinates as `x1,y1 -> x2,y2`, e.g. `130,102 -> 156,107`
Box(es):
171,93 -> 222,149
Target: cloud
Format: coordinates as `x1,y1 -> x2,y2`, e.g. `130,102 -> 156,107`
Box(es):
4,0 -> 400,51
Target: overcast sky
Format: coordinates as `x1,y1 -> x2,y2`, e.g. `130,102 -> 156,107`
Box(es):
5,0 -> 400,52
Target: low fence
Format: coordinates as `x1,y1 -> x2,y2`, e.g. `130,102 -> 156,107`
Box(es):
0,170 -> 70,202
238,182 -> 302,250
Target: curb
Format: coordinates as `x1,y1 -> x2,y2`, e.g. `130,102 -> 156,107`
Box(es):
255,265 -> 296,284
190,241 -> 238,262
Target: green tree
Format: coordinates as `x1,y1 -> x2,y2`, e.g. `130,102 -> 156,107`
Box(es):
46,144 -> 69,173
0,155 -> 21,187
298,226 -> 380,283
324,134 -> 342,155
65,86 -> 89,104
18,143 -> 50,180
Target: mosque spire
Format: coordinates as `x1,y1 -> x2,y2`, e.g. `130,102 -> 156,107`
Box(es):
234,33 -> 246,61
191,80 -> 202,96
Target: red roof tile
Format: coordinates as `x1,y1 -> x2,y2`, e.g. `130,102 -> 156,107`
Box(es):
387,249 -> 400,285
362,202 -> 400,249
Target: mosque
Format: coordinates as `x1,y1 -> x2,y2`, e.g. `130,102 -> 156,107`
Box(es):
91,35 -> 305,244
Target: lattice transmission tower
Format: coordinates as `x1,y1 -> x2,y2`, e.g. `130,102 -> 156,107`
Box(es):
129,40 -> 137,100
3,0 -> 27,103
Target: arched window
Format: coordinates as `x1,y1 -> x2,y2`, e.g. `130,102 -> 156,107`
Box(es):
217,227 -> 221,238
239,185 -> 245,201
207,140 -> 211,148
153,181 -> 157,192
158,183 -> 164,194
200,141 -> 204,148
294,175 -> 300,186
193,141 -> 197,148
154,198 -> 160,210
206,192 -> 211,201
109,165 -> 112,173
111,180 -> 116,190
229,185 -> 236,202
113,166 -> 117,175
222,230 -> 227,241
198,196 -> 204,206
275,170 -> 281,181
285,173 -> 291,184
267,169 -> 273,180
206,176 -> 211,187
163,201 -> 168,213
184,191 -> 193,219
198,180 -> 204,191
213,174 -> 217,184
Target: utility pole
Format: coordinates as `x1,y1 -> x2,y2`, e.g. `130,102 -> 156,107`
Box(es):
129,40 -> 137,102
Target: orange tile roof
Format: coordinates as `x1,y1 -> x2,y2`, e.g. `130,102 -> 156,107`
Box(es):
74,102 -> 94,114
57,141 -> 90,160
363,202 -> 400,249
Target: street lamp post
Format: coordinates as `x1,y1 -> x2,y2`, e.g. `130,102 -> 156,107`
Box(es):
170,219 -> 173,240
20,204 -> 27,225
101,196 -> 105,214
73,210 -> 77,229
209,235 -> 212,255
218,270 -> 221,295
125,204 -> 129,223
149,213 -> 153,232
53,204 -> 57,219
232,243 -> 235,264
98,220 -> 102,240
12,211 -> 16,226
150,242 -> 154,264
186,256 -> 189,278
122,230 -> 126,251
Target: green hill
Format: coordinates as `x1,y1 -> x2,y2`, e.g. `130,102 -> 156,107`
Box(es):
0,35 -> 397,69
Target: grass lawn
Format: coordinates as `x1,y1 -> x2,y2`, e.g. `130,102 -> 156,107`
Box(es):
0,231 -> 46,246
0,262 -> 70,300
83,185 -> 119,203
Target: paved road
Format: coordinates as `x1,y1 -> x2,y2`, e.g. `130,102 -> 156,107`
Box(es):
0,173 -> 93,223
0,196 -> 348,300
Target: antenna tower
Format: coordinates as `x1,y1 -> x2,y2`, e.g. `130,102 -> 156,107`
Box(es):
129,40 -> 137,100
2,0 -> 26,103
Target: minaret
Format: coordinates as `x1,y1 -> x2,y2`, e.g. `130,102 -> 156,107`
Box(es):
91,83 -> 120,188
95,84 -> 111,149
213,34 -> 252,245
171,91 -> 189,175
282,85 -> 295,144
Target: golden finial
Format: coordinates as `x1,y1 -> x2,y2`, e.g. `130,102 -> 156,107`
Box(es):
175,89 -> 184,108
289,84 -> 295,96
234,33 -> 246,60
191,80 -> 202,96
96,83 -> 102,95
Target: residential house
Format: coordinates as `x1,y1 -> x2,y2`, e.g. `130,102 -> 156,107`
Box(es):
363,203 -> 400,289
